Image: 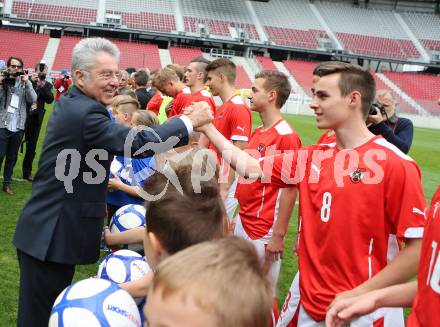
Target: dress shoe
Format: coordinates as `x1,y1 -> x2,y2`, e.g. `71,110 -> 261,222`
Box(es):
2,185 -> 13,195
23,174 -> 33,182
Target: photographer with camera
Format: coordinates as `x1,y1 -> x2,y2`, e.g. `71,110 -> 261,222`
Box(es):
0,56 -> 37,194
367,89 -> 413,154
53,68 -> 72,101
22,61 -> 54,181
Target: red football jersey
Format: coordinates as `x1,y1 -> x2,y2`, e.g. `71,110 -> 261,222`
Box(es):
259,136 -> 426,321
317,129 -> 336,144
192,89 -> 216,115
209,95 -> 252,161
235,119 -> 301,239
407,186 -> 440,327
167,87 -> 193,118
146,92 -> 164,115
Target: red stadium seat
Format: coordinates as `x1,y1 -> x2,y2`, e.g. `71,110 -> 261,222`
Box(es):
122,12 -> 176,33
384,72 -> 440,115
336,33 -> 420,60
169,47 -> 203,66
283,60 -> 317,96
235,66 -> 252,89
264,26 -> 324,49
12,1 -> 96,24
0,29 -> 49,69
255,56 -> 278,71
52,37 -> 162,71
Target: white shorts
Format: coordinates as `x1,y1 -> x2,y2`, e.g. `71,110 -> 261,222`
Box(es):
277,272 -> 300,327
234,216 -> 281,296
298,304 -> 404,327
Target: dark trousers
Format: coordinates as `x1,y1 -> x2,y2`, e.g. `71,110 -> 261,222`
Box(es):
0,128 -> 24,186
17,249 -> 75,327
22,109 -> 45,177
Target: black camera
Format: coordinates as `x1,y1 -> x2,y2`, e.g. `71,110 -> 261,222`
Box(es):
38,72 -> 46,81
2,70 -> 25,86
369,101 -> 386,116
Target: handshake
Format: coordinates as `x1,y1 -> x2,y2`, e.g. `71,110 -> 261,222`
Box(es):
182,101 -> 215,131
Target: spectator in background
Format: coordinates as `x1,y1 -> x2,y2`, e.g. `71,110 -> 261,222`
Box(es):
0,56 -> 37,194
129,71 -> 137,90
367,89 -> 413,154
134,69 -> 155,109
22,62 -> 54,181
117,70 -> 130,91
53,68 -> 72,101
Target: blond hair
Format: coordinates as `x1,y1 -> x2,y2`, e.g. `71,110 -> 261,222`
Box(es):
111,95 -> 140,114
151,236 -> 272,327
152,68 -> 180,90
166,64 -> 185,81
131,110 -> 159,127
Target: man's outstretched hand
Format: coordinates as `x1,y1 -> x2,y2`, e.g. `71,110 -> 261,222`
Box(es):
183,101 -> 213,129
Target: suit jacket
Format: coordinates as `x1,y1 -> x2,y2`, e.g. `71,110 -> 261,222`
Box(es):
13,86 -> 188,265
135,87 -> 155,109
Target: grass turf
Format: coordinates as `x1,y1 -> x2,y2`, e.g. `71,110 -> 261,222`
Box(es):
0,106 -> 438,326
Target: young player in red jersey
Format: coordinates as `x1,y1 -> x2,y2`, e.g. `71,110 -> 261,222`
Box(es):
201,58 -> 252,220
193,61 -> 426,326
234,71 -> 301,325
184,57 -> 216,115
326,186 -> 440,327
152,67 -> 192,118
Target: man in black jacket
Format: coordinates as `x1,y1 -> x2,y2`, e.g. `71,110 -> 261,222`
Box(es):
13,37 -> 212,327
367,89 -> 414,154
134,69 -> 155,109
22,62 -> 54,181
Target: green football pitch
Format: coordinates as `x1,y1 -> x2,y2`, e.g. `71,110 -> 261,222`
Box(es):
0,106 -> 438,326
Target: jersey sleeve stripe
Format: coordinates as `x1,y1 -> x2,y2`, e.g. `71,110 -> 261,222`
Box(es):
404,227 -> 424,238
231,135 -> 249,141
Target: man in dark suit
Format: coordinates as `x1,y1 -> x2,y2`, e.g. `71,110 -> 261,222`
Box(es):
134,69 -> 155,109
13,37 -> 212,327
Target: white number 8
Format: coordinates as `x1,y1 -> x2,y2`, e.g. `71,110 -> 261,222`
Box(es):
320,192 -> 332,222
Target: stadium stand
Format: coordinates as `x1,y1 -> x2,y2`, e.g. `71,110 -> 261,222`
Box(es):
52,36 -> 81,71
106,0 -> 176,32
52,36 -> 162,71
0,29 -> 49,69
253,0 -> 327,49
169,47 -> 203,66
317,2 -> 420,59
112,41 -> 162,70
255,56 -> 278,71
181,0 -> 259,39
235,66 -> 252,89
402,12 -> 440,53
372,72 -> 416,114
383,72 -> 440,115
12,0 -> 97,25
283,60 -> 317,96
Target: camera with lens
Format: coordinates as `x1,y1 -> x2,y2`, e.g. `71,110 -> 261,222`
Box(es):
38,72 -> 46,81
369,101 -> 386,116
2,70 -> 26,86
